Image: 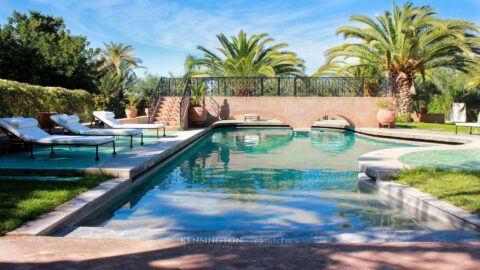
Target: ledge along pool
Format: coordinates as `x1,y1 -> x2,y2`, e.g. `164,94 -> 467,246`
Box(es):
77,128 -> 458,240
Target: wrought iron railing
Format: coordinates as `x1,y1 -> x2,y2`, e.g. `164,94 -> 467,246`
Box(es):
154,76 -> 394,98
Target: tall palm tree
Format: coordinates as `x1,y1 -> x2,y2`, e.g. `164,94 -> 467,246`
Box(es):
185,30 -> 305,77
466,60 -> 480,90
320,2 -> 479,117
99,42 -> 142,97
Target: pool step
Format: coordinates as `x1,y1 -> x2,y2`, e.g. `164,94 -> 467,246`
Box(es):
64,226 -> 480,243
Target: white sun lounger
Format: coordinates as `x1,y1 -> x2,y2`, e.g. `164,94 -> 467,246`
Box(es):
93,111 -> 166,138
51,114 -> 143,148
0,117 -> 115,160
455,122 -> 480,134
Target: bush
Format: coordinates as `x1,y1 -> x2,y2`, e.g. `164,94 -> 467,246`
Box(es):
91,94 -> 126,118
0,79 -> 95,121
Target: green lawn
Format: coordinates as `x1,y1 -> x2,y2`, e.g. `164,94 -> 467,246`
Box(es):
394,168 -> 480,215
396,122 -> 476,133
0,173 -> 110,235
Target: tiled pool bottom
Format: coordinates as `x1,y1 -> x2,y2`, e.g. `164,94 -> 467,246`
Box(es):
399,148 -> 480,170
71,128 -> 460,240
0,130 -> 178,172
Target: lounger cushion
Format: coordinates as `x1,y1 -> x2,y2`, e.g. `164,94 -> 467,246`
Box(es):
57,115 -> 80,124
53,114 -> 142,136
94,111 -> 165,129
10,118 -> 38,129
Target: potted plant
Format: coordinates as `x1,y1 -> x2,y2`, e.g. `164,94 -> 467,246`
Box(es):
124,95 -> 139,119
376,99 -> 396,128
189,82 -> 208,122
419,101 -> 428,114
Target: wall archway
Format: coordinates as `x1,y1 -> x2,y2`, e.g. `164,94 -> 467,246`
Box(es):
205,96 -> 385,129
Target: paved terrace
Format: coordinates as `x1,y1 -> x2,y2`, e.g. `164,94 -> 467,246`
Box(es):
1,236 -> 479,270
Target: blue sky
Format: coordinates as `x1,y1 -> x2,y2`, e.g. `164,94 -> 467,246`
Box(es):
1,0 -> 479,76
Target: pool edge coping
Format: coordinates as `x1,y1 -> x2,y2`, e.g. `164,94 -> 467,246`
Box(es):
358,173 -> 480,232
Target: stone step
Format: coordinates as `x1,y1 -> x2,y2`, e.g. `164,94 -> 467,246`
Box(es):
63,226 -> 480,242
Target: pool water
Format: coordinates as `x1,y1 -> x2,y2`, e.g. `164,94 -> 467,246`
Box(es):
87,128 -> 447,233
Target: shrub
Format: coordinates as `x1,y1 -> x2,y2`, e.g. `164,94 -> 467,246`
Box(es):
91,94 -> 126,118
0,79 -> 94,121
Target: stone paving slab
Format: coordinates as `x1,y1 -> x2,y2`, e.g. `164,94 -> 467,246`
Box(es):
0,236 -> 479,270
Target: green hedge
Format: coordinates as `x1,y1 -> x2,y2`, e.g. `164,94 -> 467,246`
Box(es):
0,79 -> 95,121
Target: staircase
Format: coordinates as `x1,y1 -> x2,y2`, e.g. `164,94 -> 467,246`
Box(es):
152,97 -> 182,129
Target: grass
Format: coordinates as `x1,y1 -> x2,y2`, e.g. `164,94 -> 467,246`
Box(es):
394,168 -> 480,215
0,173 -> 110,235
396,121 -> 476,133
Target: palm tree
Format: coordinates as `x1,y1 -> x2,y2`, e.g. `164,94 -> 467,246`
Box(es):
99,42 -> 142,97
185,30 -> 305,77
466,60 -> 480,90
320,2 -> 479,117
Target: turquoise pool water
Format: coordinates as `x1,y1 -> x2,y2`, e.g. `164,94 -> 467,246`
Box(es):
86,128 -> 445,233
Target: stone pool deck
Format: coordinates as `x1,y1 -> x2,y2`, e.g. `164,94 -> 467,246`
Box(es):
1,236 -> 479,270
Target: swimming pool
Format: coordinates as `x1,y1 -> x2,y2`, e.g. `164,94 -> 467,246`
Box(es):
80,128 -> 453,238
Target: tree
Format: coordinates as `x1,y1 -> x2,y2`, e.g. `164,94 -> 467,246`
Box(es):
466,60 -> 480,90
0,11 -> 100,91
185,30 -> 305,77
319,2 -> 480,117
98,42 -> 142,97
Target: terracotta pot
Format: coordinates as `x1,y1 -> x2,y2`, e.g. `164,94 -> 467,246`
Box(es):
144,108 -> 150,117
125,108 -> 138,119
419,106 -> 428,114
377,109 -> 396,126
37,112 -> 57,129
189,106 -> 208,122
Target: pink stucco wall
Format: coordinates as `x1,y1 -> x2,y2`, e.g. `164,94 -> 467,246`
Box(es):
203,96 -> 387,128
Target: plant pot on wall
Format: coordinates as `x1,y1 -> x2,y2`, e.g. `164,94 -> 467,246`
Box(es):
125,108 -> 138,119
376,109 -> 396,128
419,106 -> 428,114
189,106 -> 208,123
37,112 -> 57,129
144,107 -> 150,117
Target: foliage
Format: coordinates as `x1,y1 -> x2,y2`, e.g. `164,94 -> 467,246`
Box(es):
129,73 -> 160,107
319,2 -> 480,117
190,83 -> 205,107
185,30 -> 305,77
0,173 -> 110,235
123,94 -> 139,109
91,94 -> 125,118
375,99 -> 396,110
0,79 -> 94,121
0,11 -> 101,92
98,42 -> 142,98
466,60 -> 480,90
395,168 -> 480,215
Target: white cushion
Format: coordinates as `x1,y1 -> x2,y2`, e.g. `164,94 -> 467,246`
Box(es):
10,118 -> 39,129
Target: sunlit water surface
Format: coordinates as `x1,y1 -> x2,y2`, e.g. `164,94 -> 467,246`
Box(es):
89,128 -> 448,233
